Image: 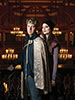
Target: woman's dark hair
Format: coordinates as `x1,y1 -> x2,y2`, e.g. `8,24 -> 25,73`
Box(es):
47,31 -> 55,46
42,19 -> 55,31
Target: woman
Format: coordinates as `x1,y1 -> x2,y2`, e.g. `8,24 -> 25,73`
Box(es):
41,20 -> 59,100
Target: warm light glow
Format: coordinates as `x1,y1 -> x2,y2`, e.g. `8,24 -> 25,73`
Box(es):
2,55 -> 5,59
13,54 -> 18,59
58,64 -> 63,68
10,27 -> 23,36
70,3 -> 75,6
59,48 -> 72,60
65,3 -> 68,6
60,49 -> 68,54
6,49 -> 8,53
13,27 -> 20,31
53,27 -> 62,35
16,33 -> 25,37
68,54 -> 72,59
2,48 -> 18,60
15,65 -> 22,69
0,2 -> 2,6
6,49 -> 14,54
3,82 -> 8,93
54,28 -> 59,31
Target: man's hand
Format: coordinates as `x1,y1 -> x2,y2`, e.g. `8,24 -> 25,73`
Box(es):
7,65 -> 14,71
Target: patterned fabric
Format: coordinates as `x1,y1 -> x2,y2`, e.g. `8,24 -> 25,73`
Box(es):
25,37 -> 45,89
25,37 -> 46,89
34,37 -> 45,89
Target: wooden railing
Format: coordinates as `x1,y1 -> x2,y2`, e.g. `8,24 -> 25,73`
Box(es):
0,69 -> 21,100
0,63 -> 75,100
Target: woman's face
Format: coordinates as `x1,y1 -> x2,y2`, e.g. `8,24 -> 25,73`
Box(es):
42,23 -> 51,35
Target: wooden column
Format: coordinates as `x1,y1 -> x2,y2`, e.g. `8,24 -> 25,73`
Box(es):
67,32 -> 69,49
2,32 -> 5,52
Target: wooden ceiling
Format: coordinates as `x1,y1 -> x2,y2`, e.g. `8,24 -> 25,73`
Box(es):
0,0 -> 75,32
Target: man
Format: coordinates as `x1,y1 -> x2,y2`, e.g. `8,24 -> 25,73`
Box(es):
8,18 -> 51,100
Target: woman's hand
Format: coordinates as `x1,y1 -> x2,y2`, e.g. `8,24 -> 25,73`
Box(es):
7,65 -> 14,71
51,80 -> 56,86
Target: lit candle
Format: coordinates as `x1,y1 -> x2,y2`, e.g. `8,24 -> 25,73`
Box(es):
58,64 -> 63,68
69,54 -> 72,59
6,49 -> 8,53
13,54 -> 16,59
66,49 -> 68,53
59,54 -> 63,59
2,55 -> 5,59
15,54 -> 18,59
5,54 -> 7,59
63,54 -> 65,59
65,54 -> 68,59
61,49 -> 64,53
10,54 -> 12,59
11,49 -> 14,54
8,54 -> 11,59
3,82 -> 8,93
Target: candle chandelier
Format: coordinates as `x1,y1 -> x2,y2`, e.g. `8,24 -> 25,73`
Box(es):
10,27 -> 25,37
53,27 -> 62,35
59,48 -> 72,60
2,48 -> 18,60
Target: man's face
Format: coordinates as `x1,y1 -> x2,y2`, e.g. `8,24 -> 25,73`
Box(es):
27,23 -> 36,36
